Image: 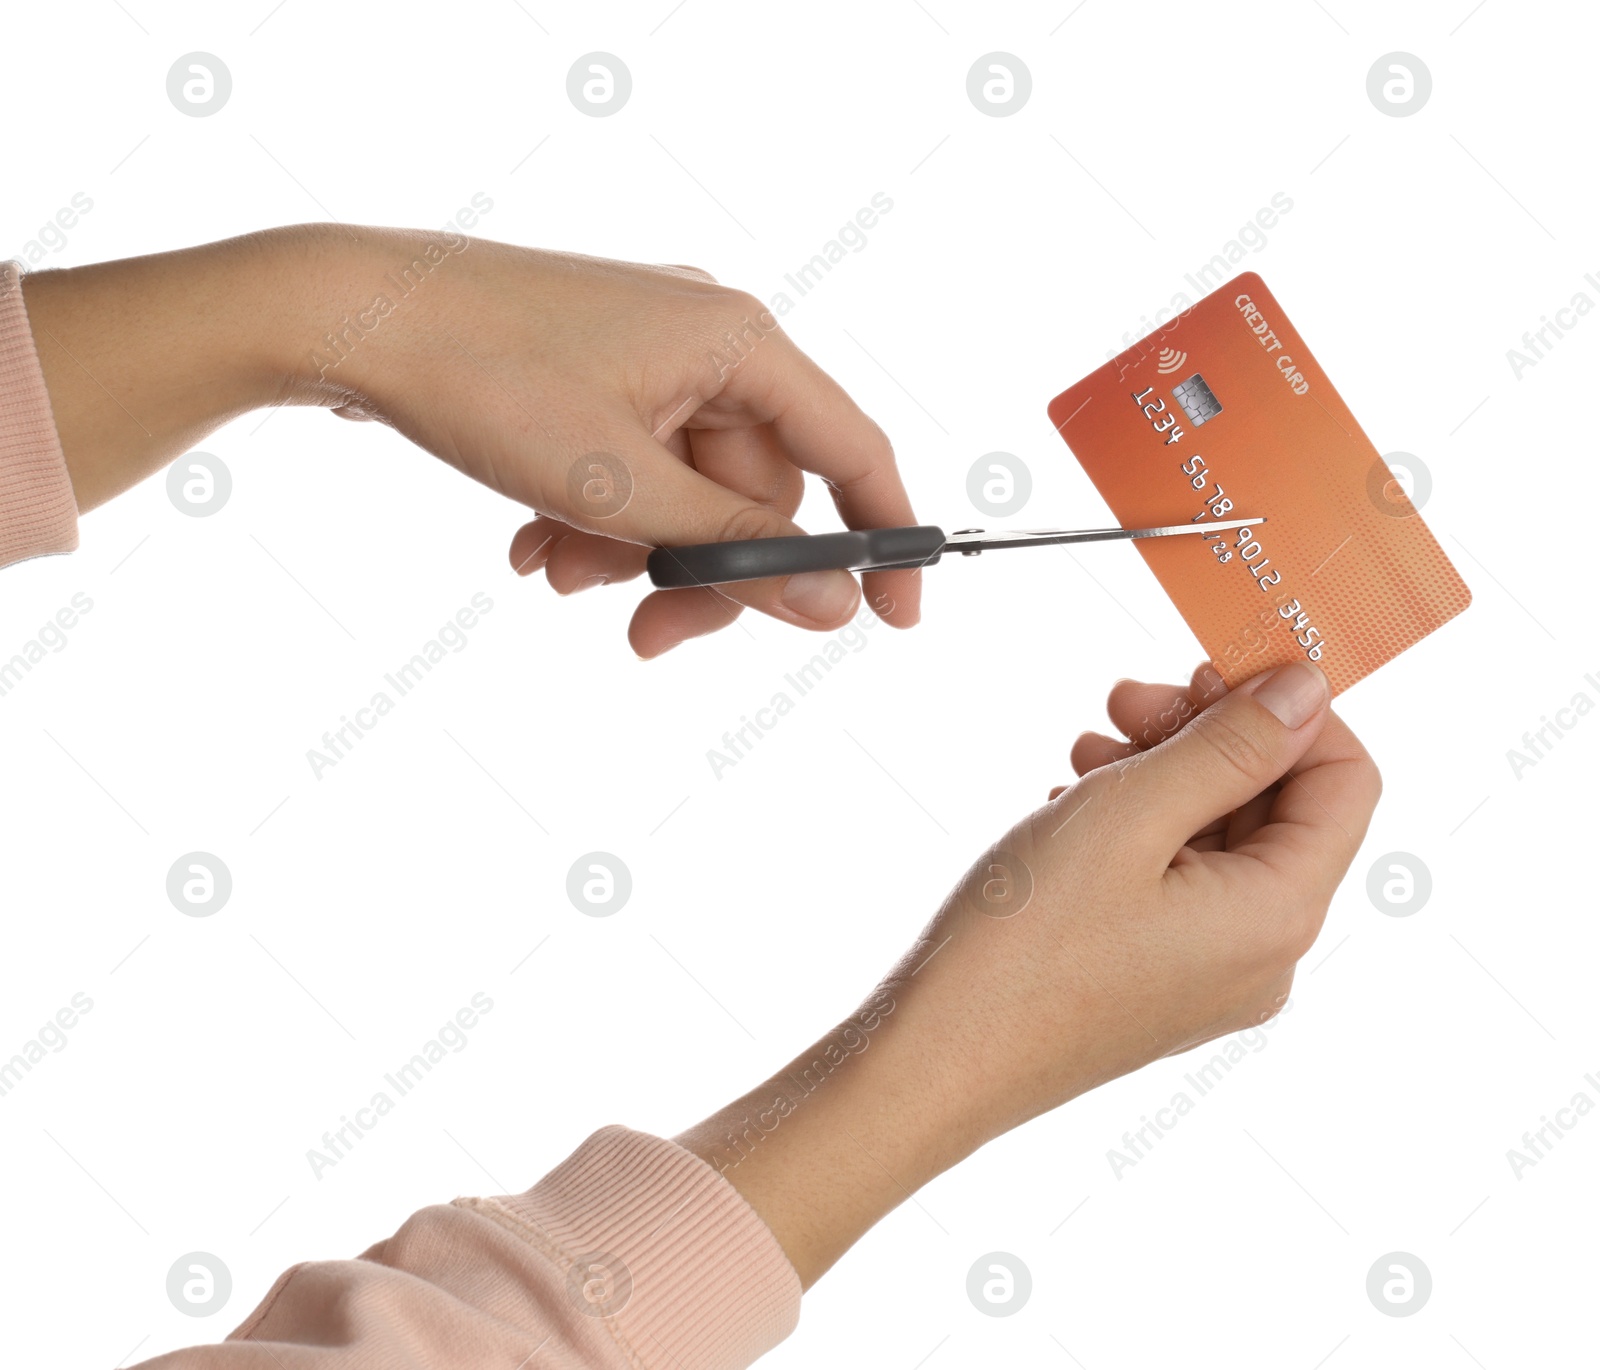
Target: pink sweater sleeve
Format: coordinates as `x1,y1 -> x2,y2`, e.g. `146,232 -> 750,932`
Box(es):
136,1126 -> 801,1370
0,264 -> 78,567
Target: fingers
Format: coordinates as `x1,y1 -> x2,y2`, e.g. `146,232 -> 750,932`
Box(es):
509,518 -> 561,577
512,424 -> 803,601
544,533 -> 648,594
1105,678 -> 1202,749
510,517 -> 650,591
1062,722 -> 1235,848
1099,661 -> 1333,867
1225,788 -> 1279,849
513,423 -> 873,652
686,423 -> 806,516
507,512 -> 759,658
1102,660 -> 1226,749
1231,707 -> 1383,891
507,513 -> 758,657
569,419 -> 869,633
1100,663 -> 1239,847
719,332 -> 922,629
629,586 -> 747,658
1070,731 -> 1138,778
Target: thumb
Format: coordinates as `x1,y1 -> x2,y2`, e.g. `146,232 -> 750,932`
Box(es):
1112,661 -> 1331,861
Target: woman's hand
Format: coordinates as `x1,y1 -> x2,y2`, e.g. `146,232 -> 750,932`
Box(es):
24,225 -> 922,657
325,233 -> 922,657
903,658 -> 1380,1138
678,659 -> 1382,1286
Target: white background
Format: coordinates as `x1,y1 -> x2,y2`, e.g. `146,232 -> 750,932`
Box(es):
1,1 -> 1592,1365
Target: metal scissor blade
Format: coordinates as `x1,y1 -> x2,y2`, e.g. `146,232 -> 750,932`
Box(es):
943,516 -> 1266,554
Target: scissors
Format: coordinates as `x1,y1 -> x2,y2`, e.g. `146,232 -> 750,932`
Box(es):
646,516 -> 1267,589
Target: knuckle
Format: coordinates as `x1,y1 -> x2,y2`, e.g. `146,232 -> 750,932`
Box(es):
715,502 -> 788,548
862,417 -> 897,469
729,289 -> 780,332
1234,889 -> 1316,971
1364,754 -> 1385,808
1065,758 -> 1123,811
1278,911 -> 1323,965
1254,979 -> 1294,1025
704,283 -> 763,316
1056,762 -> 1145,843
1191,708 -> 1278,784
655,262 -> 718,283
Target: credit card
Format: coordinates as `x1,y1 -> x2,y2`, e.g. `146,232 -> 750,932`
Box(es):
1047,271 -> 1470,695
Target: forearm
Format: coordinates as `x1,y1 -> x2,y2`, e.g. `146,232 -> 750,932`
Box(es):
674,980 -> 991,1289
20,226 -> 344,511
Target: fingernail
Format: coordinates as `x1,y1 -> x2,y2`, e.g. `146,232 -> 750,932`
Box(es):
567,575 -> 609,595
1254,661 -> 1328,729
781,570 -> 857,624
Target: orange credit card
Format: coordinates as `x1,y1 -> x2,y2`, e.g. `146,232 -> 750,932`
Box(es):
1047,272 -> 1471,695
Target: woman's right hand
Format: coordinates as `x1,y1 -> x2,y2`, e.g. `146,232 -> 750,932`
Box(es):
23,226 -> 923,658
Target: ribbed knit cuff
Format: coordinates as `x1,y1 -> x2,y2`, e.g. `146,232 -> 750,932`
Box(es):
465,1126 -> 801,1370
0,262 -> 77,568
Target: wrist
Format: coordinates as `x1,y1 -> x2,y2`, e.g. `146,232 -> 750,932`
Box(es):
273,222 -> 480,411
677,982 -> 988,1288
249,223 -> 369,404
23,224 -> 341,509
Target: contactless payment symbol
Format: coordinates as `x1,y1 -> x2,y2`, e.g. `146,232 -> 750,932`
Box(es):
1156,347 -> 1188,375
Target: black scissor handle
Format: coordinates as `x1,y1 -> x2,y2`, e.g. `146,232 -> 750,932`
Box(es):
647,525 -> 947,589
